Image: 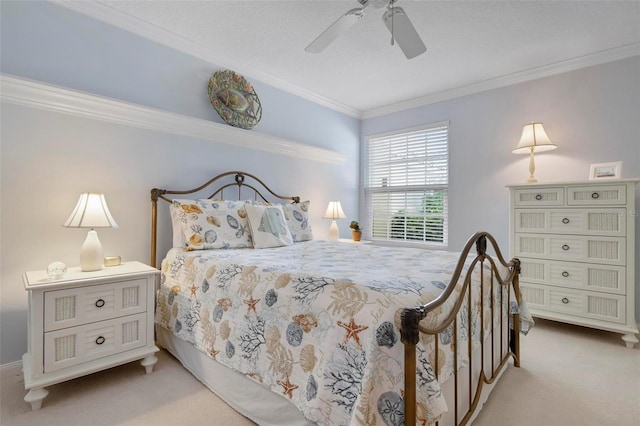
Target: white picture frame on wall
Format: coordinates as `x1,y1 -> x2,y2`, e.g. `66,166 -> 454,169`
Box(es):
589,161 -> 622,180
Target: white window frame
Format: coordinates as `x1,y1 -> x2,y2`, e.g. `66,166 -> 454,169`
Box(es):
362,121 -> 449,248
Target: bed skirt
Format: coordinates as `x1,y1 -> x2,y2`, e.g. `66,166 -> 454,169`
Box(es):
156,326 -> 314,426
156,326 -> 509,426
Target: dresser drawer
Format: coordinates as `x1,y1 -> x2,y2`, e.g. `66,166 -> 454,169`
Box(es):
514,233 -> 626,265
567,184 -> 626,206
44,279 -> 147,332
518,258 -> 625,295
514,208 -> 626,236
44,312 -> 147,373
513,187 -> 564,206
520,283 -> 626,324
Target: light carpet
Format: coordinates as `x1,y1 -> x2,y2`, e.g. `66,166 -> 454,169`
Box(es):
1,318 -> 638,426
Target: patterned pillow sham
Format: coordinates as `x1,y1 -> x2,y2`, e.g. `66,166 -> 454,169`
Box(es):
171,199 -> 253,250
245,204 -> 293,249
282,201 -> 313,242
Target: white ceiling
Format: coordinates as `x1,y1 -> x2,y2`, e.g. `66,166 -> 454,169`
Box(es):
74,1 -> 640,117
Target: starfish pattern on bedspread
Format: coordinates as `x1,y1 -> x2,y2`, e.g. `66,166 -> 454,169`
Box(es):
337,318 -> 368,348
155,240 -> 531,426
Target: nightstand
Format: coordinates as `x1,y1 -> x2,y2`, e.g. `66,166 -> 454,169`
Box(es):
22,261 -> 160,410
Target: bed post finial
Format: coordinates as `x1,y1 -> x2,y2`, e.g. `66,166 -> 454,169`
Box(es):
150,188 -> 166,202
399,306 -> 426,345
476,234 -> 487,257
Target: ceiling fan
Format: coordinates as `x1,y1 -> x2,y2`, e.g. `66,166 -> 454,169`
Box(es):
305,0 -> 427,59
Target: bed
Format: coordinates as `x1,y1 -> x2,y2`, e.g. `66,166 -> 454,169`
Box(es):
150,171 -> 532,426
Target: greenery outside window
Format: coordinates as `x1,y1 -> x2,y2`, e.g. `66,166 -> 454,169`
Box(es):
364,122 -> 449,247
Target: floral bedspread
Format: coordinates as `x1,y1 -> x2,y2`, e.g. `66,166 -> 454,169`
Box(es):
155,240 -> 529,425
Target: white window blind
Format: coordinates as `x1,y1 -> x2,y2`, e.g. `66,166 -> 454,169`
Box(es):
364,122 -> 449,246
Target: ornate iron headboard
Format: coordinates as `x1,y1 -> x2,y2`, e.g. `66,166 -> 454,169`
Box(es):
150,171 -> 300,268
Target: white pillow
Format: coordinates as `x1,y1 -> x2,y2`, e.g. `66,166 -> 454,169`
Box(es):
172,199 -> 254,250
245,204 -> 293,249
169,202 -> 188,248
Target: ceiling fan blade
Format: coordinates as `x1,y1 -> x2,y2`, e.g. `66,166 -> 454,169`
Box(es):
305,7 -> 366,54
382,6 -> 427,59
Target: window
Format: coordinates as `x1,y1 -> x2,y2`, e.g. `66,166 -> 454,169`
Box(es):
364,122 -> 449,247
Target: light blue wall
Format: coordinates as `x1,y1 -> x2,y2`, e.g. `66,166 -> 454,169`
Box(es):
362,56 -> 640,321
1,1 -> 638,365
0,1 -> 359,364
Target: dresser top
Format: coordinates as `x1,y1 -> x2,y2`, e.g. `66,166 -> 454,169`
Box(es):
506,178 -> 639,188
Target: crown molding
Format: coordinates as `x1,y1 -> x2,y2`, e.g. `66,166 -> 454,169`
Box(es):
51,1 -> 639,121
0,74 -> 347,165
53,0 -> 362,119
362,44 -> 640,119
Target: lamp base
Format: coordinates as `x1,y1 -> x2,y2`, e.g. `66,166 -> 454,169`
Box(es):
526,147 -> 538,183
80,230 -> 103,272
327,220 -> 339,241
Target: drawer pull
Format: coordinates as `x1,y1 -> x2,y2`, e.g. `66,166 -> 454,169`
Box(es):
95,336 -> 106,345
562,217 -> 570,224
562,271 -> 570,278
591,192 -> 600,199
535,194 -> 542,201
562,244 -> 570,251
561,297 -> 569,304
95,299 -> 105,308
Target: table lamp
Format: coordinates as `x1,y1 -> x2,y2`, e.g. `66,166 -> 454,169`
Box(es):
64,193 -> 119,271
323,201 -> 346,241
512,122 -> 558,183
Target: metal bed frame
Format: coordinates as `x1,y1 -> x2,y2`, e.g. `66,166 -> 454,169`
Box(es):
150,171 -> 522,425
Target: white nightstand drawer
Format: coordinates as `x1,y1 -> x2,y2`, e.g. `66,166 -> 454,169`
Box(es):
513,187 -> 564,206
44,312 -> 147,373
44,279 -> 147,332
567,185 -> 626,206
521,283 -> 626,324
514,208 -> 626,236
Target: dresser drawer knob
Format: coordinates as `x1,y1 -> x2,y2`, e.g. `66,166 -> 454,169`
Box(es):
561,297 -> 569,304
562,244 -> 570,251
562,271 -> 570,278
95,336 -> 106,345
562,218 -> 570,224
591,192 -> 600,199
535,194 -> 542,201
95,299 -> 105,308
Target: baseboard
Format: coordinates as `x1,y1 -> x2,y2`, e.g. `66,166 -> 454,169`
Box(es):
0,360 -> 23,379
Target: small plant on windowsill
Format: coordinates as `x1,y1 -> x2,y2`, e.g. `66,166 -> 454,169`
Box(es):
350,221 -> 362,242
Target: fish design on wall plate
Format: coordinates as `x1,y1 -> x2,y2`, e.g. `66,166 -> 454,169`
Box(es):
208,69 -> 262,129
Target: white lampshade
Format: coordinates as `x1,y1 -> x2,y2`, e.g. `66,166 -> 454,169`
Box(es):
323,201 -> 346,220
64,193 -> 118,272
512,122 -> 558,183
512,122 -> 558,154
323,201 -> 346,241
64,193 -> 119,228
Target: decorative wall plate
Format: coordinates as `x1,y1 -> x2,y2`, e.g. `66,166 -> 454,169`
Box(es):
208,70 -> 262,129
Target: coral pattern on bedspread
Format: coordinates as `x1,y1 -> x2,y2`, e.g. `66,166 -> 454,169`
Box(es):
155,241 -> 528,425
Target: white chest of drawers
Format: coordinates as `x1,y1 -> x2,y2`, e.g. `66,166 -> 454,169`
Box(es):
22,261 -> 160,410
508,180 -> 639,348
